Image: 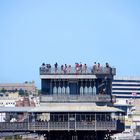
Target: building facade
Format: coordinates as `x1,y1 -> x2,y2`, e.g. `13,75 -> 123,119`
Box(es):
112,76 -> 140,99
112,76 -> 140,136
38,63 -> 125,140
0,82 -> 36,94
112,76 -> 140,108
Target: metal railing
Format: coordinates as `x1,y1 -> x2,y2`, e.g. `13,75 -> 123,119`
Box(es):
40,94 -> 111,102
0,121 -> 117,131
40,67 -> 116,75
0,122 -> 28,131
76,121 -> 95,130
96,121 -> 116,130
29,122 -> 48,130
49,122 -> 68,130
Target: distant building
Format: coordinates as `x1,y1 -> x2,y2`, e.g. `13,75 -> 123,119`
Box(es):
0,98 -> 16,107
0,81 -> 36,94
0,92 -> 19,107
0,92 -> 39,107
112,76 -> 140,99
112,76 -> 140,112
112,77 -> 140,137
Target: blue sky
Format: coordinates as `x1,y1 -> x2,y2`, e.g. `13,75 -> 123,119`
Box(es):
0,0 -> 140,88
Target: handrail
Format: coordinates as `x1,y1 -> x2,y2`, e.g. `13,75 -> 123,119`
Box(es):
40,94 -> 111,102
40,67 -> 116,75
0,121 -> 117,131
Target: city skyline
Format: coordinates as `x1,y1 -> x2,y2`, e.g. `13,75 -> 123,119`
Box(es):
0,0 -> 140,88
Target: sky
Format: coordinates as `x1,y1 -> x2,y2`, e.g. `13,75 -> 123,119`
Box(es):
0,0 -> 140,88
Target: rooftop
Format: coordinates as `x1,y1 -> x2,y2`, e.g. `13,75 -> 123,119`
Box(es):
40,63 -> 116,76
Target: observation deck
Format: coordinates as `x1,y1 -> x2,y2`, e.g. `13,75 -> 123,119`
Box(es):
40,66 -> 116,79
39,63 -> 116,104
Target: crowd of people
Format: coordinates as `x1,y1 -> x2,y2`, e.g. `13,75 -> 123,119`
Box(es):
40,62 -> 111,74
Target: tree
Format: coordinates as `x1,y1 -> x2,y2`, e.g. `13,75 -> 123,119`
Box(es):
18,88 -> 25,96
1,88 -> 6,93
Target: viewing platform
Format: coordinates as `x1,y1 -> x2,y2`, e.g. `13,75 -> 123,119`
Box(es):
40,66 -> 116,75
40,63 -> 116,104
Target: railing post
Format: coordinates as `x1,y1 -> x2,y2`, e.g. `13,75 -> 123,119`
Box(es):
48,121 -> 50,132
75,113 -> 76,131
95,113 -> 96,131
68,113 -> 69,131
28,113 -> 29,131
115,120 -> 117,130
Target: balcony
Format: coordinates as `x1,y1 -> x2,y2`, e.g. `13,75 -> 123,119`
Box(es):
40,94 -> 112,102
0,121 -> 117,131
40,66 -> 116,75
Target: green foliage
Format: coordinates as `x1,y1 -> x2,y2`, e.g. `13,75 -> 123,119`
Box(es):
1,88 -> 6,93
18,89 -> 29,97
18,88 -> 25,96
